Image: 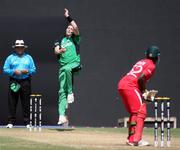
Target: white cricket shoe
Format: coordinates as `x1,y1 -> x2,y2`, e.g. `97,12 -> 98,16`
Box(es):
67,93 -> 74,104
126,139 -> 150,146
6,124 -> 13,128
134,139 -> 150,146
26,124 -> 31,129
57,115 -> 68,125
126,140 -> 134,146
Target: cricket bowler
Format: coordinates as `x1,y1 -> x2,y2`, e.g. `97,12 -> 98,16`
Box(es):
54,8 -> 81,125
118,45 -> 160,146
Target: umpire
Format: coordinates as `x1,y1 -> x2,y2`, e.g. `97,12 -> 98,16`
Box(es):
3,40 -> 36,128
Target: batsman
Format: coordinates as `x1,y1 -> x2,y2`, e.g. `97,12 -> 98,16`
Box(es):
54,8 -> 81,125
118,46 -> 160,146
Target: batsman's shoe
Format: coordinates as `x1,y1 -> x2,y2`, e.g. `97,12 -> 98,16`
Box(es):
58,115 -> 68,125
134,139 -> 150,146
126,139 -> 150,146
6,124 -> 13,128
126,140 -> 134,146
67,93 -> 74,104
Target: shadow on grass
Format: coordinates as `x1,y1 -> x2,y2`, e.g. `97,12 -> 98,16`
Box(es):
50,128 -> 75,132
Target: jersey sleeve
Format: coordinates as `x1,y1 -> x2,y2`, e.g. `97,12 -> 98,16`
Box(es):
72,34 -> 81,45
3,55 -> 14,76
53,40 -> 60,49
28,55 -> 36,74
142,64 -> 155,81
54,35 -> 65,48
54,38 -> 62,60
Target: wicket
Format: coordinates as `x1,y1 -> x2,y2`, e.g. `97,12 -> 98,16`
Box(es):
154,97 -> 171,147
30,94 -> 42,132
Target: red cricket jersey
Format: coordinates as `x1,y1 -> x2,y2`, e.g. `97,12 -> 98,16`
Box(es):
118,58 -> 156,90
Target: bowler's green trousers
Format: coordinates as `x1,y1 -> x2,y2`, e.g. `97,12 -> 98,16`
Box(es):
58,62 -> 80,116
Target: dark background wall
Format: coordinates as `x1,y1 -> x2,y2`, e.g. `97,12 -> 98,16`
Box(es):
0,0 -> 179,127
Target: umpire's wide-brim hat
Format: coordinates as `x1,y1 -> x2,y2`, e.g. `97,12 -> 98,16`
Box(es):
12,40 -> 28,48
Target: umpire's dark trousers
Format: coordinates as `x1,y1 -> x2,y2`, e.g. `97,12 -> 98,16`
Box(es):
8,77 -> 31,125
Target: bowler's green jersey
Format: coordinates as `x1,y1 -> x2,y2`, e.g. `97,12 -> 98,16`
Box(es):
58,34 -> 81,66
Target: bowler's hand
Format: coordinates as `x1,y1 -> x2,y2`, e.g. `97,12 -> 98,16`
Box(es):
60,48 -> 66,53
64,8 -> 69,17
54,46 -> 66,54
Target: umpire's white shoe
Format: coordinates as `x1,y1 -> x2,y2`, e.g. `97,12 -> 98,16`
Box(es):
58,115 -> 68,125
26,124 -> 31,129
67,93 -> 74,104
6,124 -> 13,128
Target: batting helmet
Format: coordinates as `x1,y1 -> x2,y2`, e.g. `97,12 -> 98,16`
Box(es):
145,45 -> 160,58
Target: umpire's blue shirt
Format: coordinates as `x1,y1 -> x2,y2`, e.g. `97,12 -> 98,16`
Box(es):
3,52 -> 36,79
